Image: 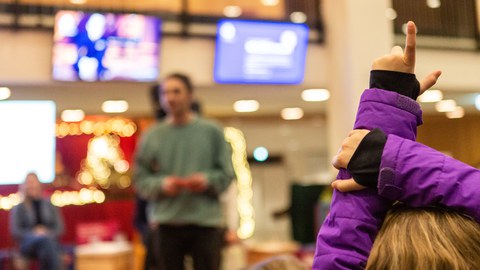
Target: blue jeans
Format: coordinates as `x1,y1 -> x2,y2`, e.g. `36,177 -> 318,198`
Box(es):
20,235 -> 61,270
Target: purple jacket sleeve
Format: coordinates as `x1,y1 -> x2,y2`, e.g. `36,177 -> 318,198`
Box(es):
313,89 -> 422,269
378,134 -> 480,222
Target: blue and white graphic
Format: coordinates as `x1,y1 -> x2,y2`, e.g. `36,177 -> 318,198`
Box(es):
214,20 -> 309,84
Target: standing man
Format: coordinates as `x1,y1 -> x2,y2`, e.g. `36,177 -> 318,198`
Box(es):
9,172 -> 64,270
134,73 -> 235,270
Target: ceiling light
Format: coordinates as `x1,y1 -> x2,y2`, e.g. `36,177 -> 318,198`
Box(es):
426,0 -> 441,8
0,87 -> 11,100
281,107 -> 304,120
261,0 -> 279,6
223,6 -> 242,18
102,100 -> 129,113
435,99 -> 456,112
302,89 -> 330,102
385,8 -> 397,20
475,94 -> 480,111
290,12 -> 307,23
234,100 -> 259,113
61,109 -> 85,122
70,0 -> 87,4
446,106 -> 464,119
417,89 -> 443,103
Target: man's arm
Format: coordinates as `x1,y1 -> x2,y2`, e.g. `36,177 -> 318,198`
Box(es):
47,201 -> 64,239
182,125 -> 234,196
133,131 -> 175,199
9,205 -> 29,240
201,126 -> 235,194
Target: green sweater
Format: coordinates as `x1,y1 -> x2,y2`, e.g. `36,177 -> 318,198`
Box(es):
134,117 -> 234,227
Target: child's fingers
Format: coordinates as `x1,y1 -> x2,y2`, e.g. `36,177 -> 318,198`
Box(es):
419,70 -> 442,94
331,179 -> 366,192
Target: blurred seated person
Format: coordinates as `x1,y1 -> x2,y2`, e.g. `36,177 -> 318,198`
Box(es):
9,172 -> 64,270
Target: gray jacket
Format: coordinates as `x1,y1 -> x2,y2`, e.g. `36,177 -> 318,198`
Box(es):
9,198 -> 64,240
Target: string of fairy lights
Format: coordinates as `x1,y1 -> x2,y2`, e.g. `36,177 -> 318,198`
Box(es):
224,127 -> 255,240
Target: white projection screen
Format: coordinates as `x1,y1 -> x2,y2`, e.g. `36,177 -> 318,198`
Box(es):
0,100 -> 56,184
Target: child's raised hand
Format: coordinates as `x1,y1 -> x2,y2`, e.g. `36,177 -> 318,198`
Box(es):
372,21 -> 441,95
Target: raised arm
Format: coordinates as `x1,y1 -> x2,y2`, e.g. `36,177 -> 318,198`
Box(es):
313,21 -> 441,269
333,130 -> 480,223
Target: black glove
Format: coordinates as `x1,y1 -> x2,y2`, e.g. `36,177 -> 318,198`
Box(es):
370,70 -> 421,100
346,128 -> 387,188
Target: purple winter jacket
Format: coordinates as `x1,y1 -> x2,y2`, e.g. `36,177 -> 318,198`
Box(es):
313,88 -> 480,269
379,134 -> 480,223
313,88 -> 422,269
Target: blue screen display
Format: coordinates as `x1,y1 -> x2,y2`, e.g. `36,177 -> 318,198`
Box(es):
214,20 -> 309,84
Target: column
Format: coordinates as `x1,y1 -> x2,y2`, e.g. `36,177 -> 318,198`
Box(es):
323,0 -> 394,176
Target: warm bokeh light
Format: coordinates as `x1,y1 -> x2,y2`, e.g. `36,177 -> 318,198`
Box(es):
446,106 -> 465,119
0,193 -> 21,210
0,87 -> 11,100
70,0 -> 87,4
223,5 -> 242,17
302,89 -> 330,102
224,127 -> 255,239
281,107 -> 304,120
435,99 -> 457,112
418,90 -> 443,103
426,0 -> 441,9
61,109 -> 85,122
234,100 -> 259,113
102,100 -> 129,113
261,0 -> 279,6
51,188 -> 105,207
114,160 -> 130,173
385,8 -> 397,20
57,118 -> 137,138
290,11 -> 307,23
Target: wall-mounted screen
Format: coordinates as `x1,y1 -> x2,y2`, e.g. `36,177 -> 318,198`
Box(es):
0,101 -> 56,185
214,20 -> 309,84
53,11 -> 161,82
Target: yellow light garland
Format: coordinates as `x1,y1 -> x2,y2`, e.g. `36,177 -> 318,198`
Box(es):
224,127 -> 255,240
56,118 -> 137,138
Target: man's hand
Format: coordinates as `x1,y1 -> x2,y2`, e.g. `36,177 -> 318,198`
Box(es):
33,225 -> 48,236
162,176 -> 182,196
372,21 -> 441,95
183,173 -> 208,193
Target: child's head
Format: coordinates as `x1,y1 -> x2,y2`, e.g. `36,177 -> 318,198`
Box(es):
366,204 -> 480,270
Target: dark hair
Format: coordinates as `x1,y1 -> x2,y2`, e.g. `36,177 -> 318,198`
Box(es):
165,73 -> 193,93
150,83 -> 166,119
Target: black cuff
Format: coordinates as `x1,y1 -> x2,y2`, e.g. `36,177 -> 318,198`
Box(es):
370,70 -> 420,100
347,128 -> 387,188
